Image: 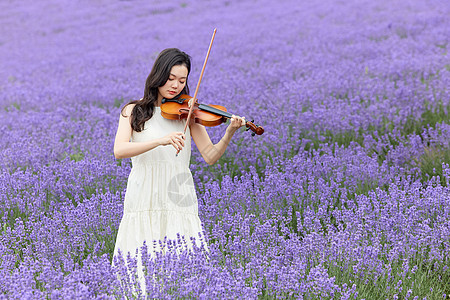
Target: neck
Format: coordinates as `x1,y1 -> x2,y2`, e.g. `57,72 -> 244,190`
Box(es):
155,94 -> 163,107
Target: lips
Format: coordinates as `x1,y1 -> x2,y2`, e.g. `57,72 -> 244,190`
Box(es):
169,91 -> 176,95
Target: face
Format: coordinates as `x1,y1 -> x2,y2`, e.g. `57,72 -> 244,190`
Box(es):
157,64 -> 188,101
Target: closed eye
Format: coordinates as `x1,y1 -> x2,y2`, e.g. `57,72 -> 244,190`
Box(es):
169,73 -> 187,81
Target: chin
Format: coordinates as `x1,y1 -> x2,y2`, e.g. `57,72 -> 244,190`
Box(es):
165,94 -> 177,99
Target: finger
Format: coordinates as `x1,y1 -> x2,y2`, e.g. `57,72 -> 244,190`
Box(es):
174,133 -> 182,140
174,141 -> 183,151
171,141 -> 179,151
171,137 -> 183,150
174,137 -> 183,148
177,137 -> 185,148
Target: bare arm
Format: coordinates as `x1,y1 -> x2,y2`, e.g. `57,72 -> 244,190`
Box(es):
113,104 -> 186,159
190,115 -> 245,165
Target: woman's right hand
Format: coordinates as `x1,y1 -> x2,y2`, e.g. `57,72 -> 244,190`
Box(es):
160,132 -> 186,151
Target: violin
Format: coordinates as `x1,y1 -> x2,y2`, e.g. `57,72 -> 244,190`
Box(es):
161,94 -> 264,136
161,28 -> 263,159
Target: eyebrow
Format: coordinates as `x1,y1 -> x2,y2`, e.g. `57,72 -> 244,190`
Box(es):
170,73 -> 187,80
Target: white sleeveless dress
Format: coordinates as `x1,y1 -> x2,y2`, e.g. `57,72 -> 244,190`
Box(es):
113,106 -> 207,275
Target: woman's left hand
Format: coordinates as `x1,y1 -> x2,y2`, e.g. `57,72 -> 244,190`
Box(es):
228,115 -> 246,132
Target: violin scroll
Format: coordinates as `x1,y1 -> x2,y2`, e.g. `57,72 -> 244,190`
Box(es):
245,119 -> 264,136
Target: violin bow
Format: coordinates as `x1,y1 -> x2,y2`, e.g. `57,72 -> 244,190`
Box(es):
176,28 -> 217,156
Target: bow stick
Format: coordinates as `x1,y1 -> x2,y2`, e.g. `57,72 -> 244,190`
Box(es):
176,28 -> 217,156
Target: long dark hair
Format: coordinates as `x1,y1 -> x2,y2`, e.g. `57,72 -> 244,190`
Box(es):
122,48 -> 191,132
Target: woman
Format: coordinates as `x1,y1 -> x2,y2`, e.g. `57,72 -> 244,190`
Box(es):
112,48 -> 245,282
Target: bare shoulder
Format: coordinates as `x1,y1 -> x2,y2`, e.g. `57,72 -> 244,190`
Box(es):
121,103 -> 136,118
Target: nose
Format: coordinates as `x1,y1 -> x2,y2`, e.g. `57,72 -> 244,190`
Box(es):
171,81 -> 178,89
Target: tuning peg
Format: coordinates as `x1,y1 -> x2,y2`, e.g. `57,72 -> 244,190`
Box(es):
252,132 -> 256,136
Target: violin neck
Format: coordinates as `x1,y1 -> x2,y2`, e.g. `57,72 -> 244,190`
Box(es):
198,103 -> 233,119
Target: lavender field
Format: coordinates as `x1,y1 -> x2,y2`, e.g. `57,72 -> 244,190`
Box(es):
1,0 -> 449,298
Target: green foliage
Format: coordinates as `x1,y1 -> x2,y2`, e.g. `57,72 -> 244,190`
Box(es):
4,102 -> 21,112
327,256 -> 450,299
403,101 -> 450,137
69,151 -> 84,162
418,146 -> 450,186
113,97 -> 124,108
